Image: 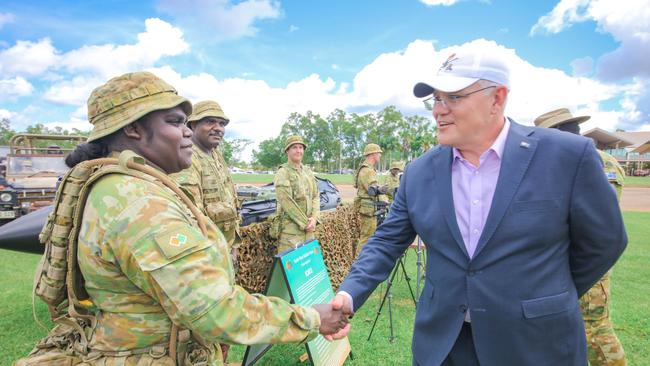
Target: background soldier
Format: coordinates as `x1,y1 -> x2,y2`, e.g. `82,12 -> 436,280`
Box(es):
354,143 -> 388,256
273,135 -> 320,254
171,100 -> 242,362
172,101 -> 240,257
535,108 -> 627,366
386,160 -> 403,202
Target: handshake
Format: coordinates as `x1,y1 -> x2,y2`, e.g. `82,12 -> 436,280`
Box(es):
312,294 -> 354,341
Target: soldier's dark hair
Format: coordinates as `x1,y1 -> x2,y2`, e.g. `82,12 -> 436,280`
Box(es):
65,109 -> 162,168
65,139 -> 110,168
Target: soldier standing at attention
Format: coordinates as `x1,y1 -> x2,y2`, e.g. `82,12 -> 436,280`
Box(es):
385,160 -> 403,203
354,143 -> 388,256
15,72 -> 347,366
274,135 -> 320,254
171,100 -> 241,363
535,108 -> 627,366
172,101 -> 240,262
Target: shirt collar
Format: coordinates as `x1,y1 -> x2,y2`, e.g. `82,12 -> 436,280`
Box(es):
452,117 -> 510,162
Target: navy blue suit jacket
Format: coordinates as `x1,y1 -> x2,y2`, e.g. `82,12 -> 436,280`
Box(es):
339,120 -> 627,365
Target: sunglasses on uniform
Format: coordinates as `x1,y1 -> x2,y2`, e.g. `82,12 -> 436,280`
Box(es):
423,86 -> 496,111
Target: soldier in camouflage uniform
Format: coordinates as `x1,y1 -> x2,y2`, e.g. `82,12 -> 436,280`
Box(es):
535,108 -> 626,366
385,160 -> 403,202
274,135 -> 320,254
172,101 -> 240,257
15,72 -> 347,366
354,143 -> 389,256
170,100 -> 241,363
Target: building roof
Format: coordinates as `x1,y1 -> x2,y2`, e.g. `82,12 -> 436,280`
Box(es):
581,128 -> 634,149
615,131 -> 650,154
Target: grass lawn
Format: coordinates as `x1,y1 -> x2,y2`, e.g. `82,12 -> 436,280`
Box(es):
1,212 -> 648,365
625,176 -> 650,188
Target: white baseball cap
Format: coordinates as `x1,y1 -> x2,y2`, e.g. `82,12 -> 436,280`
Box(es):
413,48 -> 510,97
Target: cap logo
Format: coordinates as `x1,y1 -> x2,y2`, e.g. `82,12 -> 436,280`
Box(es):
439,53 -> 459,74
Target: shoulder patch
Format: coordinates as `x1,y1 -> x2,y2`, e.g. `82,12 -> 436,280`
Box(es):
153,224 -> 202,260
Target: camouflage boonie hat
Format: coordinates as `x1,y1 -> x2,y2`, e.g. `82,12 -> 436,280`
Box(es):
363,143 -> 382,156
187,100 -> 229,125
390,161 -> 404,171
86,71 -> 192,142
284,135 -> 307,152
534,108 -> 590,129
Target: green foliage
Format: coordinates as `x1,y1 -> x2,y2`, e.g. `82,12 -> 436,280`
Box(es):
0,120 -> 89,149
221,138 -> 253,165
252,106 -> 438,170
253,135 -> 286,169
0,118 -> 15,145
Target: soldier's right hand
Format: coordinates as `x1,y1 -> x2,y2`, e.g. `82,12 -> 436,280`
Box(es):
312,303 -> 349,336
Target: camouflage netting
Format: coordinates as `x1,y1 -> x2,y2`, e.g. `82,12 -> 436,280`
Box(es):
236,204 -> 360,293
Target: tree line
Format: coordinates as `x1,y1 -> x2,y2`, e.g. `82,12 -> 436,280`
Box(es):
251,106 -> 437,172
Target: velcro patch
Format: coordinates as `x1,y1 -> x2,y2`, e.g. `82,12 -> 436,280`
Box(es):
154,225 -> 201,259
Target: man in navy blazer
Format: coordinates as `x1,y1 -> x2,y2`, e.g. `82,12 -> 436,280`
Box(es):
328,47 -> 627,365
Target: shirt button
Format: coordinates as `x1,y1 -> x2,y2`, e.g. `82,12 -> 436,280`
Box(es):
473,229 -> 479,234
472,199 -> 479,205
474,171 -> 479,175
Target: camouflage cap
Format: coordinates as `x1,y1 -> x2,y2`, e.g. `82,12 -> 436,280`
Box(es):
284,135 -> 307,152
187,100 -> 229,125
363,143 -> 382,156
534,108 -> 590,129
86,71 -> 192,142
390,160 -> 404,171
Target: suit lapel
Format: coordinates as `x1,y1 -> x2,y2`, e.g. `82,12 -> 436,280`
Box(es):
432,146 -> 469,258
473,120 -> 538,258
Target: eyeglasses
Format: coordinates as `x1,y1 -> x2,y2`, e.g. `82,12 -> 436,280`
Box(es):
423,86 -> 496,111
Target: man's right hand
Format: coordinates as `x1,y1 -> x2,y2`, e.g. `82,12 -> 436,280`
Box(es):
312,304 -> 348,336
322,294 -> 354,341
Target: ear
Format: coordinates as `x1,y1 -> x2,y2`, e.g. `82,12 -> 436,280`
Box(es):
492,86 -> 508,113
122,122 -> 144,140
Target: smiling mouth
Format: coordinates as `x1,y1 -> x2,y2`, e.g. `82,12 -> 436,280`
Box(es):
181,143 -> 193,149
438,121 -> 454,127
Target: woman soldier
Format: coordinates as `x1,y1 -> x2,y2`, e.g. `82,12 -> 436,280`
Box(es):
16,72 -> 347,365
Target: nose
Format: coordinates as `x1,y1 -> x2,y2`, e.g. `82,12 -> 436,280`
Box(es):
182,123 -> 193,138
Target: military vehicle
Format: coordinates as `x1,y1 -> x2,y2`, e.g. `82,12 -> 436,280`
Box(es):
0,134 -> 86,225
236,176 -> 341,225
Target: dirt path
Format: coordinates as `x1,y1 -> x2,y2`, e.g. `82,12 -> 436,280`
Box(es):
334,184 -> 650,212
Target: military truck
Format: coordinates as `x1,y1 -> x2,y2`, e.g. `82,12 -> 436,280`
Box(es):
0,134 -> 86,225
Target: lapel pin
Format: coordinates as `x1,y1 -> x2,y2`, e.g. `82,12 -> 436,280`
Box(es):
520,141 -> 530,149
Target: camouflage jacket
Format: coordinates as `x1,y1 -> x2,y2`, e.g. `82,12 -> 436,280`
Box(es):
172,145 -> 239,248
274,162 -> 320,235
598,150 -> 625,199
385,173 -> 400,202
78,154 -> 320,354
354,161 -> 388,215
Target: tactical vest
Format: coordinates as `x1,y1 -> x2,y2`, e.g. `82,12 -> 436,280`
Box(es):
274,163 -> 315,229
23,151 -> 210,366
196,147 -> 239,243
353,162 -> 376,216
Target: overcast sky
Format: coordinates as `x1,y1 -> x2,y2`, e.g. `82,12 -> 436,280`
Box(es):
1,0 -> 649,159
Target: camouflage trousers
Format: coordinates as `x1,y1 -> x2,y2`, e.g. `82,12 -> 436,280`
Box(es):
355,214 -> 376,257
277,231 -> 315,255
579,271 -> 626,366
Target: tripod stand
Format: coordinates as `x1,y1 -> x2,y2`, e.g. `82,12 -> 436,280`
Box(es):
367,253 -> 417,343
